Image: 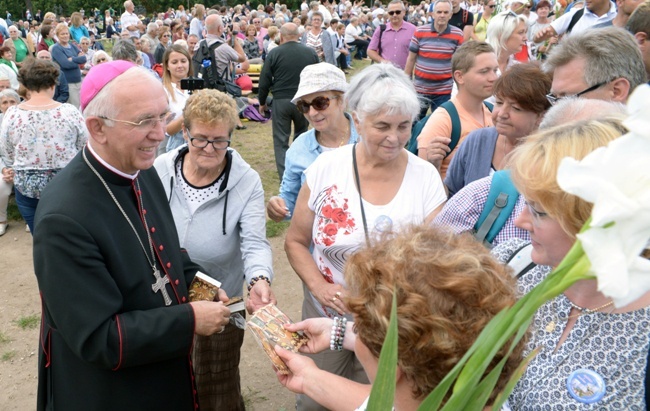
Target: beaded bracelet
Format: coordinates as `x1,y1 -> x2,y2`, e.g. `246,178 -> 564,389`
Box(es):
247,276 -> 271,293
329,317 -> 347,351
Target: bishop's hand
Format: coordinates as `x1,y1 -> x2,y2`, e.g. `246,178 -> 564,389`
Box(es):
190,300 -> 231,336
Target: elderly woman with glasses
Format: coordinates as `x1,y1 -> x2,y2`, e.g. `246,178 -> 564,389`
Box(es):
153,89 -> 275,411
490,117 -> 650,409
267,63 -> 359,222
486,10 -> 528,74
284,63 -> 446,411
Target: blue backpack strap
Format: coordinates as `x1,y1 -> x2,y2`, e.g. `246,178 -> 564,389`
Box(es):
407,113 -> 431,154
474,170 -> 519,244
440,101 -> 461,156
483,101 -> 494,112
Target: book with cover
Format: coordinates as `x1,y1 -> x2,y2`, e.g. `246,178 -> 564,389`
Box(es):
188,272 -> 221,302
247,304 -> 309,374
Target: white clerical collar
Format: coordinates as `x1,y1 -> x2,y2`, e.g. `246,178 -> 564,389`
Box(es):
86,142 -> 139,180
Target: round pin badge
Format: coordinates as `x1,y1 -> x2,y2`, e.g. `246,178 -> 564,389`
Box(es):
566,369 -> 606,404
374,215 -> 393,233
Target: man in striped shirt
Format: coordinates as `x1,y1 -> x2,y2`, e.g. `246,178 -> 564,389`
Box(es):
405,0 -> 464,120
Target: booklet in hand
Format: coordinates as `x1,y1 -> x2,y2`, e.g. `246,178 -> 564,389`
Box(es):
189,272 -> 221,302
247,304 -> 309,374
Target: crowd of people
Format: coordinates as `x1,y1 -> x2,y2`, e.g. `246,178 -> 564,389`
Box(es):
0,0 -> 649,410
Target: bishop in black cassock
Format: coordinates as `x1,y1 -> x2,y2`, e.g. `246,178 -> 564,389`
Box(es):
32,61 -> 230,410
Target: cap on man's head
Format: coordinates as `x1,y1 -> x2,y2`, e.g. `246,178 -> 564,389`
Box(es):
80,60 -> 136,111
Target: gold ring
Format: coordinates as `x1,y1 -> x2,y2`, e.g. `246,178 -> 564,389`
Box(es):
335,291 -> 341,298
332,296 -> 338,302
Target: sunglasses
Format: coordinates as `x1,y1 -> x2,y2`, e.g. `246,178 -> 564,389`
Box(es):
296,95 -> 338,113
387,10 -> 402,15
485,4 -> 496,7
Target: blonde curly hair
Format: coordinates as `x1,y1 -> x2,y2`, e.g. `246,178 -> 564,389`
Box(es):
182,89 -> 239,132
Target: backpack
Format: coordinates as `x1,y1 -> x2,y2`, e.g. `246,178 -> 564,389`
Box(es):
407,100 -> 494,155
473,170 -> 519,247
242,104 -> 271,123
192,39 -> 242,97
566,8 -> 584,34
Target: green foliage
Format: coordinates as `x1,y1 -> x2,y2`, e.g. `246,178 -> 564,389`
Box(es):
0,332 -> 10,344
14,314 -> 39,330
366,291 -> 398,410
267,220 -> 289,238
2,350 -> 17,361
7,195 -> 22,222
242,386 -> 268,409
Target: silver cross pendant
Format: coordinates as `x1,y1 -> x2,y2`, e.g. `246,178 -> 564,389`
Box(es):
151,269 -> 172,306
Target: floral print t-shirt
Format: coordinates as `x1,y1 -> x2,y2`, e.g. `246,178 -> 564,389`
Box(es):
0,104 -> 88,198
304,144 -> 446,318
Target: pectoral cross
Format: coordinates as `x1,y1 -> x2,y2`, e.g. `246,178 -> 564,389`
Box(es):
151,269 -> 172,306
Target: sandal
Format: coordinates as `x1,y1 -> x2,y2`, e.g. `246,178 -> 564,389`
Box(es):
236,125 -> 247,130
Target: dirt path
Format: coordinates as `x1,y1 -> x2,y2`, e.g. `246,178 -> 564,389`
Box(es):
0,227 -> 301,410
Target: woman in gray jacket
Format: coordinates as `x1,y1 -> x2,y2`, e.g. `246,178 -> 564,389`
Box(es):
154,89 -> 275,411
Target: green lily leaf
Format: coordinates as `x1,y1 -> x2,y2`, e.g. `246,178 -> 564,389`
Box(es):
366,290 -> 399,410
491,347 -> 541,411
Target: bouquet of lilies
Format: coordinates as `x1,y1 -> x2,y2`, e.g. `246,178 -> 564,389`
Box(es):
367,85 -> 650,410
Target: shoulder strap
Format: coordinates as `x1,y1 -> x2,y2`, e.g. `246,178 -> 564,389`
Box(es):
567,8 -> 585,34
377,24 -> 387,56
477,12 -> 483,24
474,170 -> 520,244
408,113 -> 431,154
483,101 -> 494,112
506,243 -> 535,278
440,101 -> 461,155
463,9 -> 469,25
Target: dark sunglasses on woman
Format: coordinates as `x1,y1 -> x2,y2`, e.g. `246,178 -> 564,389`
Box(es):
296,96 -> 338,113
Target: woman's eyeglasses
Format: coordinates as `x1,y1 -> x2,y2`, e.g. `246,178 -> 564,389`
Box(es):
387,10 -> 402,15
296,96 -> 338,113
187,129 -> 231,150
524,200 -> 548,226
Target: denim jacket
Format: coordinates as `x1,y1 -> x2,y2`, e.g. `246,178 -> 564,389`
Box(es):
278,112 -> 359,218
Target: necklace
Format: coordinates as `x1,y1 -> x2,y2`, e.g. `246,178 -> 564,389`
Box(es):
82,149 -> 172,306
568,300 -> 615,316
21,101 -> 59,108
316,122 -> 349,148
545,299 -> 614,333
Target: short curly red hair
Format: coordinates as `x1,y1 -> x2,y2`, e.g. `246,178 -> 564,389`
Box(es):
345,225 -> 524,402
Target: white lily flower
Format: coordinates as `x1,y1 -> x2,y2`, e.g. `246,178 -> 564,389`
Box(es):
557,85 -> 650,307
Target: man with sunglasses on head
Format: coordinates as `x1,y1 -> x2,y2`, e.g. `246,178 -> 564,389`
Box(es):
258,23 -> 318,180
367,0 -> 416,69
32,60 -> 231,411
